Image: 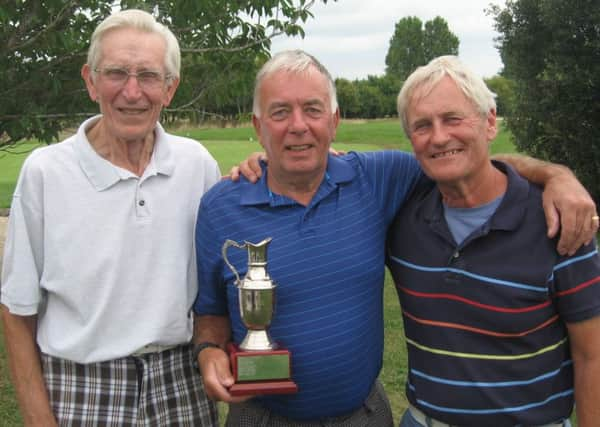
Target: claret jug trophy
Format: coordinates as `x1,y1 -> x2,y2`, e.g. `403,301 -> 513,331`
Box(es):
222,237 -> 298,395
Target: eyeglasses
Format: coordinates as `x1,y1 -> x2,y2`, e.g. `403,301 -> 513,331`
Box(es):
93,67 -> 171,90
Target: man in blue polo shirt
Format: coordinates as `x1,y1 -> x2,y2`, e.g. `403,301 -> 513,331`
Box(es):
193,50 -> 421,426
388,56 -> 600,426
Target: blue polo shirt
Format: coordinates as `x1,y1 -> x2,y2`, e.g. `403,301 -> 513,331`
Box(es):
387,162 -> 600,426
194,151 -> 421,420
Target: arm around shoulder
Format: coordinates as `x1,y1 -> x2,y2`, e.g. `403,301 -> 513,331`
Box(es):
494,153 -> 598,256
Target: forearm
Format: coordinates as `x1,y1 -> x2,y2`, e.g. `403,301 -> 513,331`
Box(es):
573,355 -> 600,426
193,314 -> 231,348
492,153 -> 573,185
1,306 -> 56,426
568,316 -> 600,426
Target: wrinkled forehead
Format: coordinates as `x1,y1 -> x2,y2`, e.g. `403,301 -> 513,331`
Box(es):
260,68 -> 331,103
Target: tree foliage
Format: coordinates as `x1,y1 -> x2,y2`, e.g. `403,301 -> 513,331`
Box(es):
490,0 -> 600,203
385,16 -> 459,81
484,75 -> 516,117
0,0 -> 330,149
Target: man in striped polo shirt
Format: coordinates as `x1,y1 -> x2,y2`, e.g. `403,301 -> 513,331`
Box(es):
193,50 -> 422,426
388,55 -> 600,426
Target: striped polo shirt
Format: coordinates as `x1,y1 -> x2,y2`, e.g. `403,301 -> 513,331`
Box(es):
194,151 -> 421,420
387,162 -> 600,426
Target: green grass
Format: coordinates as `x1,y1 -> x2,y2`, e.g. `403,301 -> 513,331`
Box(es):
0,119 -> 521,425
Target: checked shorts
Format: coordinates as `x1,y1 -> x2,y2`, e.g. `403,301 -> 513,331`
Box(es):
42,344 -> 218,426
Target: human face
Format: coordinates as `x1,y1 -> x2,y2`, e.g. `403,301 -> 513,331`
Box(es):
406,76 -> 497,189
81,27 -> 179,143
252,68 -> 339,189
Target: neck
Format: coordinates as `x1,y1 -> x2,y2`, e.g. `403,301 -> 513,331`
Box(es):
86,120 -> 155,176
266,170 -> 325,206
439,163 -> 507,208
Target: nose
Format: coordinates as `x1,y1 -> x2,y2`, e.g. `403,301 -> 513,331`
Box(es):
430,121 -> 449,145
120,75 -> 143,99
288,108 -> 308,135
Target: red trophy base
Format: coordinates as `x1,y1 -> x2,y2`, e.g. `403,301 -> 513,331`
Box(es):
228,343 -> 298,396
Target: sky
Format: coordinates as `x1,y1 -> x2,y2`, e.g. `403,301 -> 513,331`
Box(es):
270,0 -> 507,80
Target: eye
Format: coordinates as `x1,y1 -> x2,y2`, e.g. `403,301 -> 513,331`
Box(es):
137,70 -> 162,85
411,122 -> 430,134
104,68 -> 128,81
305,106 -> 324,117
270,108 -> 289,120
445,116 -> 462,125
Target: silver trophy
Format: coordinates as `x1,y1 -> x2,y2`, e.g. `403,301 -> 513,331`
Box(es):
221,237 -> 297,395
222,237 -> 277,350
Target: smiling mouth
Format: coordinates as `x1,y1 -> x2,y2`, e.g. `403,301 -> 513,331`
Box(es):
286,144 -> 312,151
118,108 -> 148,115
432,149 -> 463,159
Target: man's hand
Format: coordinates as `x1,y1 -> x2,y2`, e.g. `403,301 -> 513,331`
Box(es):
543,173 -> 599,256
198,347 -> 250,403
229,152 -> 265,183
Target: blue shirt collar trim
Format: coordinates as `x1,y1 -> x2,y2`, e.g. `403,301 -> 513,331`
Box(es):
239,153 -> 356,206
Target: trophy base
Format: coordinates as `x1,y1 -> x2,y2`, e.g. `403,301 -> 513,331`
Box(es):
228,343 -> 298,396
229,379 -> 299,396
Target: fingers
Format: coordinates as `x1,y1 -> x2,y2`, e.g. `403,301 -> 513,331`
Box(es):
238,159 -> 260,183
198,348 -> 252,403
541,175 -> 597,256
556,208 -> 598,257
228,166 -> 241,182
544,200 -> 560,240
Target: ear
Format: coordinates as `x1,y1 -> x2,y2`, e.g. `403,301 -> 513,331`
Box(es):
486,108 -> 498,141
252,114 -> 263,146
331,107 -> 341,141
81,64 -> 98,102
162,77 -> 180,107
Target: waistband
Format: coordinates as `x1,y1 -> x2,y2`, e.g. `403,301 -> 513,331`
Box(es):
131,343 -> 180,356
408,404 -> 567,427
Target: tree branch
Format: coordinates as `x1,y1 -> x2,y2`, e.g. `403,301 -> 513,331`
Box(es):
6,1 -> 79,53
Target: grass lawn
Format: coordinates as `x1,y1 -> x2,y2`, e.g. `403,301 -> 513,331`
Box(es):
0,118 -> 538,426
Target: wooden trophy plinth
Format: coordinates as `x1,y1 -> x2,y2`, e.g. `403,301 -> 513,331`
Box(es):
227,342 -> 298,396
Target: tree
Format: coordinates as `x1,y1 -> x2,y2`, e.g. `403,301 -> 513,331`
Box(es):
385,16 -> 459,81
335,78 -> 360,119
490,0 -> 600,204
484,75 -> 516,117
0,0 -> 332,149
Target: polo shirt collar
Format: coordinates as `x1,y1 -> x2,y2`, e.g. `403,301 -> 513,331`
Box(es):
75,115 -> 175,191
420,160 -> 530,232
239,153 -> 356,206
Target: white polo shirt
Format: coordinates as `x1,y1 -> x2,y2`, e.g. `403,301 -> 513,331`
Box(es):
1,115 -> 221,363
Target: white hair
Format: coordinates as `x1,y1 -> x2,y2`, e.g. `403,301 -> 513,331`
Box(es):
253,49 -> 338,117
397,55 -> 496,135
87,9 -> 180,80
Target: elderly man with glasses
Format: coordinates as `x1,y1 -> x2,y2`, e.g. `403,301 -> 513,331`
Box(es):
1,9 -> 219,426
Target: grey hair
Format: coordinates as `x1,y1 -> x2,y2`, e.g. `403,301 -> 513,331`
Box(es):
87,9 -> 180,81
252,49 -> 338,117
397,55 -> 496,136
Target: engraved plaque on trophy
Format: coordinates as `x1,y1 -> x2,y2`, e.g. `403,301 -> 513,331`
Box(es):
222,238 -> 298,396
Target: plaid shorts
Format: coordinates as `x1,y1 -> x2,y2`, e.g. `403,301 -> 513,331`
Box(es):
225,379 -> 393,427
42,344 -> 218,426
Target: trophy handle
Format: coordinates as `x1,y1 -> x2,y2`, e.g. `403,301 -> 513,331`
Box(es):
222,239 -> 246,286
